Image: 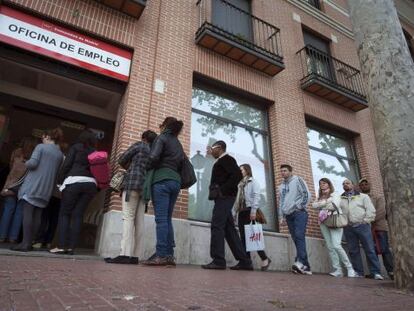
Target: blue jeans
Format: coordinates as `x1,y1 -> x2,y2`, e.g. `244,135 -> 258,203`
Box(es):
0,196 -> 24,240
375,231 -> 394,274
285,210 -> 310,268
152,180 -> 180,257
344,224 -> 382,275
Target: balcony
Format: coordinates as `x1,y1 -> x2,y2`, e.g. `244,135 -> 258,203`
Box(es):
94,0 -> 146,19
196,0 -> 284,76
297,45 -> 368,111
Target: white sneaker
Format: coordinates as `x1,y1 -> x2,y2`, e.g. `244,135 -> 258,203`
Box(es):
292,261 -> 305,274
329,270 -> 343,277
347,269 -> 359,278
302,266 -> 313,275
374,274 -> 384,280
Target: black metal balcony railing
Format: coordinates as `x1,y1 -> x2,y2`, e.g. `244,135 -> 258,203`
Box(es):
196,0 -> 284,76
304,0 -> 321,10
297,45 -> 367,110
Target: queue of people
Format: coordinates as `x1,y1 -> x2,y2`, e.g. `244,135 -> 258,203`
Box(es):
0,117 -> 394,279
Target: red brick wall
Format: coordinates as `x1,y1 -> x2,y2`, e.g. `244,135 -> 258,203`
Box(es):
5,0 -> 387,238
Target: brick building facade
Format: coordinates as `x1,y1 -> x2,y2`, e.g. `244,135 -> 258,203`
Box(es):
0,0 -> 413,271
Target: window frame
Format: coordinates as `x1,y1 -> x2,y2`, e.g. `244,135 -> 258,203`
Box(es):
189,84 -> 278,231
307,123 -> 361,187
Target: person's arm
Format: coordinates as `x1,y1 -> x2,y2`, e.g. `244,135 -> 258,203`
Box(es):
294,177 -> 311,209
249,180 -> 261,217
278,187 -> 285,224
118,143 -> 138,169
148,136 -> 164,169
374,196 -> 386,223
25,145 -> 42,170
57,146 -> 76,184
363,195 -> 376,223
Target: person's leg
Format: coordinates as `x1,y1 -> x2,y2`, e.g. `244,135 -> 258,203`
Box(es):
0,196 -> 17,240
344,226 -> 364,275
224,199 -> 251,265
166,180 -> 180,257
57,185 -> 80,249
68,183 -> 96,250
320,224 -> 341,273
330,227 -> 354,272
120,191 -> 138,257
20,201 -> 36,248
152,181 -> 171,258
356,224 -> 382,275
8,199 -> 24,241
43,198 -> 61,244
209,198 -> 228,266
238,210 -> 250,259
285,214 -> 297,263
292,211 -> 310,268
133,192 -> 146,259
376,231 -> 394,275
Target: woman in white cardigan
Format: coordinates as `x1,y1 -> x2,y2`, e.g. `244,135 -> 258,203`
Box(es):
312,178 -> 357,277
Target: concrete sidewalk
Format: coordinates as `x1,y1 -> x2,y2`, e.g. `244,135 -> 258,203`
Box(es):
0,255 -> 412,311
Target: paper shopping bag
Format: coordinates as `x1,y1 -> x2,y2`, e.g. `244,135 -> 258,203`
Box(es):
244,222 -> 265,252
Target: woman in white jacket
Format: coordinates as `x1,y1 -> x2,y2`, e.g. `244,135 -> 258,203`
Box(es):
312,178 -> 357,277
233,164 -> 271,271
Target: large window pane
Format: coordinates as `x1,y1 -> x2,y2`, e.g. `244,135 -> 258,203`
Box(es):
307,127 -> 359,195
192,88 -> 266,130
189,91 -> 275,230
307,128 -> 354,159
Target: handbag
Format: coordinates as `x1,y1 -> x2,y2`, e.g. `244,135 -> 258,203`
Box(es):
109,170 -> 126,192
255,208 -> 267,224
180,156 -> 197,189
244,221 -> 265,252
323,203 -> 348,228
1,171 -> 27,197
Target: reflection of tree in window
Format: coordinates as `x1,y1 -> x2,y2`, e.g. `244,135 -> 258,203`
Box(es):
193,88 -> 266,165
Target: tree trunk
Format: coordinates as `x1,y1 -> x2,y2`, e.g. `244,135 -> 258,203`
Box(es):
347,0 -> 414,290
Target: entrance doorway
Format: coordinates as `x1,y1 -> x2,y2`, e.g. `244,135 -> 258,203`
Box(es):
0,45 -> 125,252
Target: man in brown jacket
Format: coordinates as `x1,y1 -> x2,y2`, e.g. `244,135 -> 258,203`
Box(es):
359,179 -> 394,280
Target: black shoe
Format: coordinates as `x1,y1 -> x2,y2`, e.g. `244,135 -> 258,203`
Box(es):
10,244 -> 32,252
105,255 -> 138,264
230,262 -> 254,271
261,258 -> 272,271
201,262 -> 226,270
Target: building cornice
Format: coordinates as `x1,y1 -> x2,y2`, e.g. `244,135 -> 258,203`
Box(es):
285,0 -> 354,39
323,0 -> 349,17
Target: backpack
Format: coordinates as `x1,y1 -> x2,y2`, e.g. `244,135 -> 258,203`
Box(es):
88,151 -> 110,189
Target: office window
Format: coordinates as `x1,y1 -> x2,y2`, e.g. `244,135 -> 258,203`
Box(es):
189,87 -> 276,230
307,127 -> 359,195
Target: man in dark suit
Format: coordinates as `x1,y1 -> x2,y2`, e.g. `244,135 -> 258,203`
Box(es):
202,140 -> 253,270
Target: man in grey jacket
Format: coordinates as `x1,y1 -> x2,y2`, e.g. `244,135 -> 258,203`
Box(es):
278,164 -> 311,275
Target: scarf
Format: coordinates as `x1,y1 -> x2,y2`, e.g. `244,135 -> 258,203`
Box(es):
233,176 -> 250,213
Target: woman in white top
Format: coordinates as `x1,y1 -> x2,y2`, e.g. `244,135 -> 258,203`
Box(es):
312,178 -> 357,277
233,164 -> 271,271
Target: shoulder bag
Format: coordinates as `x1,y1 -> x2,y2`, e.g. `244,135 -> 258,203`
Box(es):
323,203 -> 348,228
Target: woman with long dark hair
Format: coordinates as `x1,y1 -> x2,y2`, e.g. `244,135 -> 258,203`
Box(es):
312,178 -> 357,277
142,117 -> 185,266
10,128 -> 64,252
50,130 -> 98,255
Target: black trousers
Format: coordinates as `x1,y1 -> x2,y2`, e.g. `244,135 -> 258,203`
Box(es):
58,182 -> 97,249
238,210 -> 268,261
36,196 -> 61,244
21,200 -> 43,248
210,197 -> 251,266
